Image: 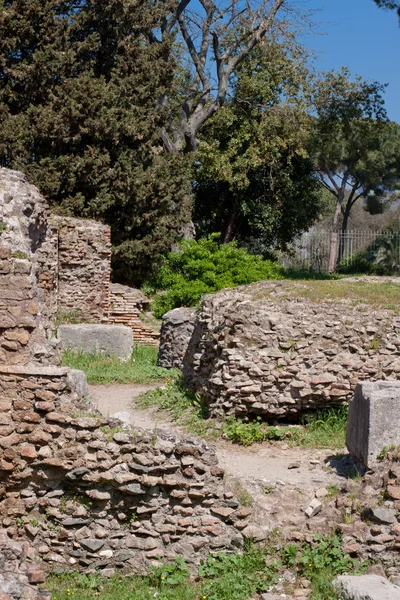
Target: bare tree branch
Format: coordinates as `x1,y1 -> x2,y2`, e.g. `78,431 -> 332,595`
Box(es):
159,0 -> 296,152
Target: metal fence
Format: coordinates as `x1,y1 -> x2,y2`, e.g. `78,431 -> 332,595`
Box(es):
278,230 -> 400,274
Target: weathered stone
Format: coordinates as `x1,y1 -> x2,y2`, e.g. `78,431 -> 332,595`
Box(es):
334,574 -> 400,599
79,539 -> 105,553
58,324 -> 133,362
158,308 -> 196,369
304,499 -> 323,518
363,507 -> 397,525
347,382 -> 400,468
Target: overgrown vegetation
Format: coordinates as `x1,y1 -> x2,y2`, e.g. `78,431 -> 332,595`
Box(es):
148,235 -> 283,318
62,345 -> 173,385
137,378 -> 218,438
138,375 -> 348,449
47,534 -> 366,600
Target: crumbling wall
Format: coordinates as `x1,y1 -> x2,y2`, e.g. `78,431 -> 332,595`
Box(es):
0,169 -> 59,365
158,308 -> 196,369
108,284 -> 159,345
0,367 -> 248,574
55,216 -> 111,323
0,168 -> 250,577
180,281 -> 400,419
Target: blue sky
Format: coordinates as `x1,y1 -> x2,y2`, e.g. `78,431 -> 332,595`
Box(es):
304,0 -> 400,122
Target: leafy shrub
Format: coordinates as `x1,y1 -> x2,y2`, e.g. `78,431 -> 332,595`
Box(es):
222,416 -> 286,446
151,234 -> 283,317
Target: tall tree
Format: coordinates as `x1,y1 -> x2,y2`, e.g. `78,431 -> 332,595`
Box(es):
0,0 -> 192,285
193,41 -> 322,252
311,69 -> 400,272
155,0 -> 314,153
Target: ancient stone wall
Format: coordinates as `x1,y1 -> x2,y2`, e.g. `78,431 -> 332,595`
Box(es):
0,366 -> 248,574
109,284 -> 159,345
0,169 -> 59,366
158,308 -> 196,369
0,529 -> 50,599
180,281 -> 400,419
0,168 -> 252,576
55,216 -> 111,323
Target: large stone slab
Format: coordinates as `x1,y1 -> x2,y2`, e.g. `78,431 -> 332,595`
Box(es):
58,324 -> 133,361
157,307 -> 196,369
346,381 -> 400,468
334,574 -> 400,599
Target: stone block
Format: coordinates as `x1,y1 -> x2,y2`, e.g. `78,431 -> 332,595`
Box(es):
157,307 -> 196,369
334,574 -> 400,599
346,381 -> 400,468
57,324 -> 133,362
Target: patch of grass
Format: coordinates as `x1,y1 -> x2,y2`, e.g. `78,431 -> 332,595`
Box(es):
55,309 -> 88,328
325,484 -> 340,501
11,250 -> 28,259
62,345 -> 175,385
47,534 -> 366,600
137,377 -> 218,438
289,406 -> 348,449
283,279 -> 400,308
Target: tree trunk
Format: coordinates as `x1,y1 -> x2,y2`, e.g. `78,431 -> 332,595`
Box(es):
223,204 -> 238,243
338,203 -> 352,264
328,199 -> 343,273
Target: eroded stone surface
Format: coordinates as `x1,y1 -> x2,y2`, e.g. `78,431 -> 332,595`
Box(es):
347,382 -> 400,468
179,281 -> 400,419
58,324 -> 133,361
334,575 -> 400,600
158,308 -> 196,369
0,368 -> 248,573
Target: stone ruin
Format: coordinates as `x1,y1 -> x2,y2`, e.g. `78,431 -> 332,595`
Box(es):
0,172 -> 158,347
0,168 -> 253,596
159,280 -> 400,420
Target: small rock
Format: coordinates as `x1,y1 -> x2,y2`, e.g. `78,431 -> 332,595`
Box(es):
304,498 -> 322,518
363,507 -> 397,525
79,539 -> 105,552
288,462 -> 300,469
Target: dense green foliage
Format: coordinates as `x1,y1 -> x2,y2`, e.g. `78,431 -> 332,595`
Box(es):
62,345 -> 173,385
0,0 -> 192,284
194,43 -> 322,253
47,534 -> 365,600
150,235 -> 283,317
311,68 -> 400,270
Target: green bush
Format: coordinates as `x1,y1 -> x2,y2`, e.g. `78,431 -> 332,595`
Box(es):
151,234 -> 283,317
222,416 -> 286,446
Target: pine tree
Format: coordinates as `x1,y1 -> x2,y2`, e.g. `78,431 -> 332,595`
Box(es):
0,0 -> 192,284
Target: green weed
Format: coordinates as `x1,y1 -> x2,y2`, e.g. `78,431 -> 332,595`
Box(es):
137,378 -> 218,438
222,416 -> 286,446
289,406 -> 348,449
62,345 -> 174,385
47,534 -> 366,600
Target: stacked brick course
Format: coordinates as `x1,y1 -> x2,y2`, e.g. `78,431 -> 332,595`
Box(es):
54,216 -> 111,323
108,284 -> 159,345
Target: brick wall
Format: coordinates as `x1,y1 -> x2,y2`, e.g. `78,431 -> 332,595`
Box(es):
54,216 -> 111,323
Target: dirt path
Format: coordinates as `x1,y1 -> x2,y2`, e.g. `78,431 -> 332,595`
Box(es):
89,383 -> 348,494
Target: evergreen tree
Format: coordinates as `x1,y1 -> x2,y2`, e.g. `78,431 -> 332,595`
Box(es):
0,0 -> 192,285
